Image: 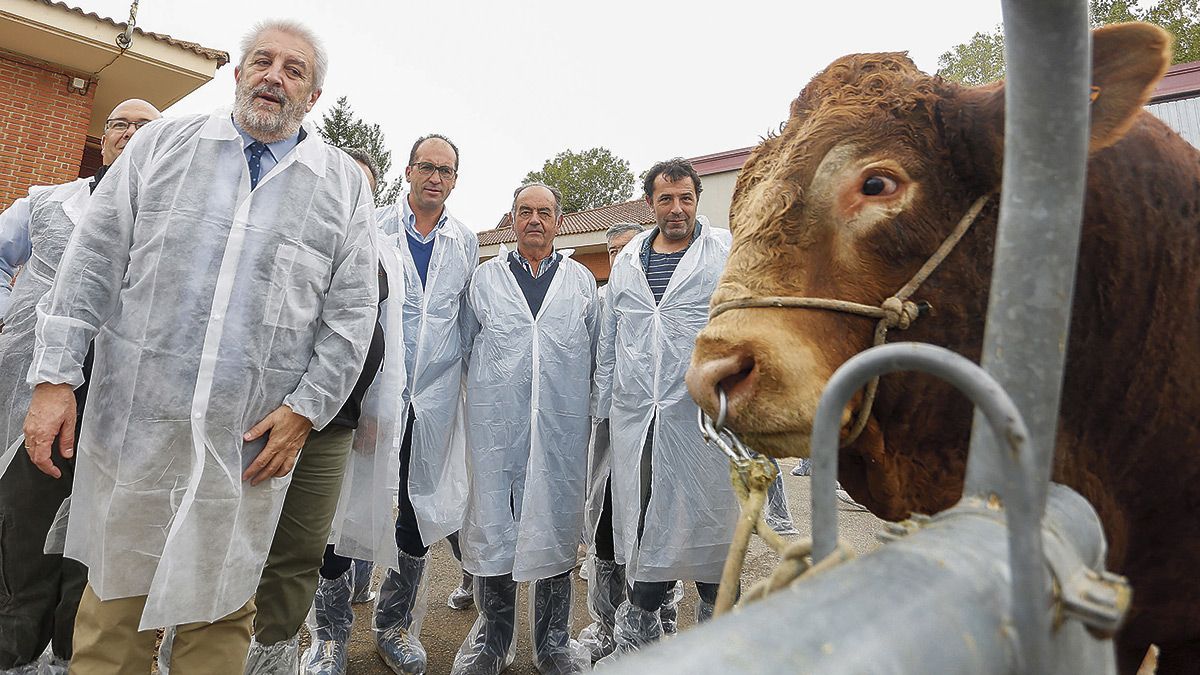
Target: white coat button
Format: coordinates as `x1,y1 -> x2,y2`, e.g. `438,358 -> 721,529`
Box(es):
193,412 -> 202,419
212,313 -> 223,322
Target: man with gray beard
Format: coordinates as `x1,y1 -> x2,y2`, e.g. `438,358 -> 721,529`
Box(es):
22,19 -> 378,672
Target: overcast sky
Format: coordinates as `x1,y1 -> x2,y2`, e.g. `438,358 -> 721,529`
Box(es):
83,0 -> 1004,230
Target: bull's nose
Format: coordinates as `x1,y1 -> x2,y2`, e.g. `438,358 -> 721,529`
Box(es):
686,350 -> 757,424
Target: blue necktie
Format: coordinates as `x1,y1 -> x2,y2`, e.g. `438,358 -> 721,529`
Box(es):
247,141 -> 269,189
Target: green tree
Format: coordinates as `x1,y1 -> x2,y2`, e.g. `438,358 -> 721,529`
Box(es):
316,96 -> 401,206
937,1 -> 1200,85
523,147 -> 635,214
936,26 -> 1006,87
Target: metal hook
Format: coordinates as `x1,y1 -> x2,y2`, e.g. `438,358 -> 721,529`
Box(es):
715,386 -> 728,431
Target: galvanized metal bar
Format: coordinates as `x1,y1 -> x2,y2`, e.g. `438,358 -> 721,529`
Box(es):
962,2 -> 1091,669
809,342 -> 1048,671
965,0 -> 1091,528
604,484 -> 1118,675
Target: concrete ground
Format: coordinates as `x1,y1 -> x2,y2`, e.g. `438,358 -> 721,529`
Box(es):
314,467 -> 886,674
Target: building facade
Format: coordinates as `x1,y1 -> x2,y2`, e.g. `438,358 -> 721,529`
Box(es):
0,0 -> 227,208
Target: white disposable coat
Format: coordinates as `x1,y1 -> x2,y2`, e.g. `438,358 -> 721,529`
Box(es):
30,111 -> 379,629
328,233 -> 408,567
0,178 -> 90,476
582,287 -> 613,550
459,248 -> 598,580
377,200 -> 477,547
593,218 -> 738,583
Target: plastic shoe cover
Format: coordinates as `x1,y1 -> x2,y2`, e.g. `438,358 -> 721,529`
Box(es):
764,459 -> 800,536
835,482 -> 870,512
36,653 -> 69,675
374,552 -> 428,674
696,597 -> 716,624
245,633 -> 299,675
577,557 -> 625,661
302,568 -> 355,675
352,558 -> 377,604
791,458 -> 812,477
447,571 -> 475,610
530,575 -> 588,674
6,660 -> 39,674
659,581 -> 683,636
450,575 -> 517,675
157,625 -> 176,674
597,600 -> 663,666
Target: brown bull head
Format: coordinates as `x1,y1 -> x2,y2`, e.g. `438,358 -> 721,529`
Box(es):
686,23 -> 1170,519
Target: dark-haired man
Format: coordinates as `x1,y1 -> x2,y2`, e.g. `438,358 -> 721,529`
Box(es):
318,133 -> 477,675
592,158 -> 738,660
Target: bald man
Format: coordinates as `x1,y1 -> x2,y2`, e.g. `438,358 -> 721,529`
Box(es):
0,98 -> 161,672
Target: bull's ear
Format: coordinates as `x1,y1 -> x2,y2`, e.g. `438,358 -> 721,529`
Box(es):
1089,22 -> 1171,152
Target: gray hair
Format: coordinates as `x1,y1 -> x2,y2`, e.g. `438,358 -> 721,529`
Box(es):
606,222 -> 644,244
238,19 -> 328,90
341,146 -> 379,194
511,182 -> 564,219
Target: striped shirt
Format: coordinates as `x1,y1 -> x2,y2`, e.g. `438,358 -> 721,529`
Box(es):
640,224 -> 700,304
645,248 -> 687,304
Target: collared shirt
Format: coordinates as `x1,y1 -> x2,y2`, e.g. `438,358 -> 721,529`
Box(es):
640,222 -> 701,304
401,194 -> 449,244
510,249 -> 560,280
231,118 -> 304,182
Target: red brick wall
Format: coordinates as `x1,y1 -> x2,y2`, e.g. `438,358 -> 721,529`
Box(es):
575,250 -> 611,282
0,53 -> 95,209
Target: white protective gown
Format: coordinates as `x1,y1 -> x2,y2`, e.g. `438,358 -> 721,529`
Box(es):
0,178 -> 90,477
582,287 -> 612,551
30,111 -> 379,629
459,248 -> 598,580
377,200 -> 478,549
593,218 -> 738,584
327,233 -> 408,566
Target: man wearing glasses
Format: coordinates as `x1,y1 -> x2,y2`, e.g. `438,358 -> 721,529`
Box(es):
0,98 -> 160,673
312,134 -> 479,674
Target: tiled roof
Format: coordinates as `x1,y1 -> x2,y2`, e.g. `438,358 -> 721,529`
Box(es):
690,146 -> 753,175
479,198 -> 654,246
40,1 -> 230,65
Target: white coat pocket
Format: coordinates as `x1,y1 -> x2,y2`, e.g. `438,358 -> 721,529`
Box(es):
264,244 -> 330,330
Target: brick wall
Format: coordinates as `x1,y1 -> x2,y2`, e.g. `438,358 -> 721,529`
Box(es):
575,250 -> 611,282
0,53 -> 95,209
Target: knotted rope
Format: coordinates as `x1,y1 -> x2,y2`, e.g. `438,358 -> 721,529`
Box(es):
711,451 -> 857,617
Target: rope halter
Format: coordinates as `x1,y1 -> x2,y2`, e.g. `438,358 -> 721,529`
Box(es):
707,193 -> 993,446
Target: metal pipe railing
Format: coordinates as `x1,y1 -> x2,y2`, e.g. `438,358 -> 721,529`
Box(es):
964,0 -> 1091,532
810,342 -> 1048,673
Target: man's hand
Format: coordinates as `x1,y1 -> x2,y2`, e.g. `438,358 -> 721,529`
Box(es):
23,383 -> 77,478
242,405 -> 313,486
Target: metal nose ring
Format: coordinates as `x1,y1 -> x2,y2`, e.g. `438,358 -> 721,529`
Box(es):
715,386 -> 729,431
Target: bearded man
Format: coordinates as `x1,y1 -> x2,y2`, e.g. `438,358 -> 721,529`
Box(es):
22,19 -> 378,673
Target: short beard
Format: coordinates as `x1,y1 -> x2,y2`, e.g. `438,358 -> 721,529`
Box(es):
233,81 -> 308,143
660,218 -> 695,241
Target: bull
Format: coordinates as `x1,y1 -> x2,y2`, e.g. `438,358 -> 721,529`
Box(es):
686,22 -> 1200,672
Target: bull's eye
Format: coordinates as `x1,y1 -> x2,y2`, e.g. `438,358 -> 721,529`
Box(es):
862,175 -> 898,196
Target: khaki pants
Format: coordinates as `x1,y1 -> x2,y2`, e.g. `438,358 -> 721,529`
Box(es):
68,584 -> 255,675
254,425 -> 354,644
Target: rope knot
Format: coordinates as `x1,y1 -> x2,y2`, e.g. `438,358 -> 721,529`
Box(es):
881,296 -> 920,330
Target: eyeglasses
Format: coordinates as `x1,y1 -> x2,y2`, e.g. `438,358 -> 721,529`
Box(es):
105,119 -> 153,133
410,162 -> 457,180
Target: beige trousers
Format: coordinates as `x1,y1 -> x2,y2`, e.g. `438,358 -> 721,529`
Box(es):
68,584 -> 255,674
